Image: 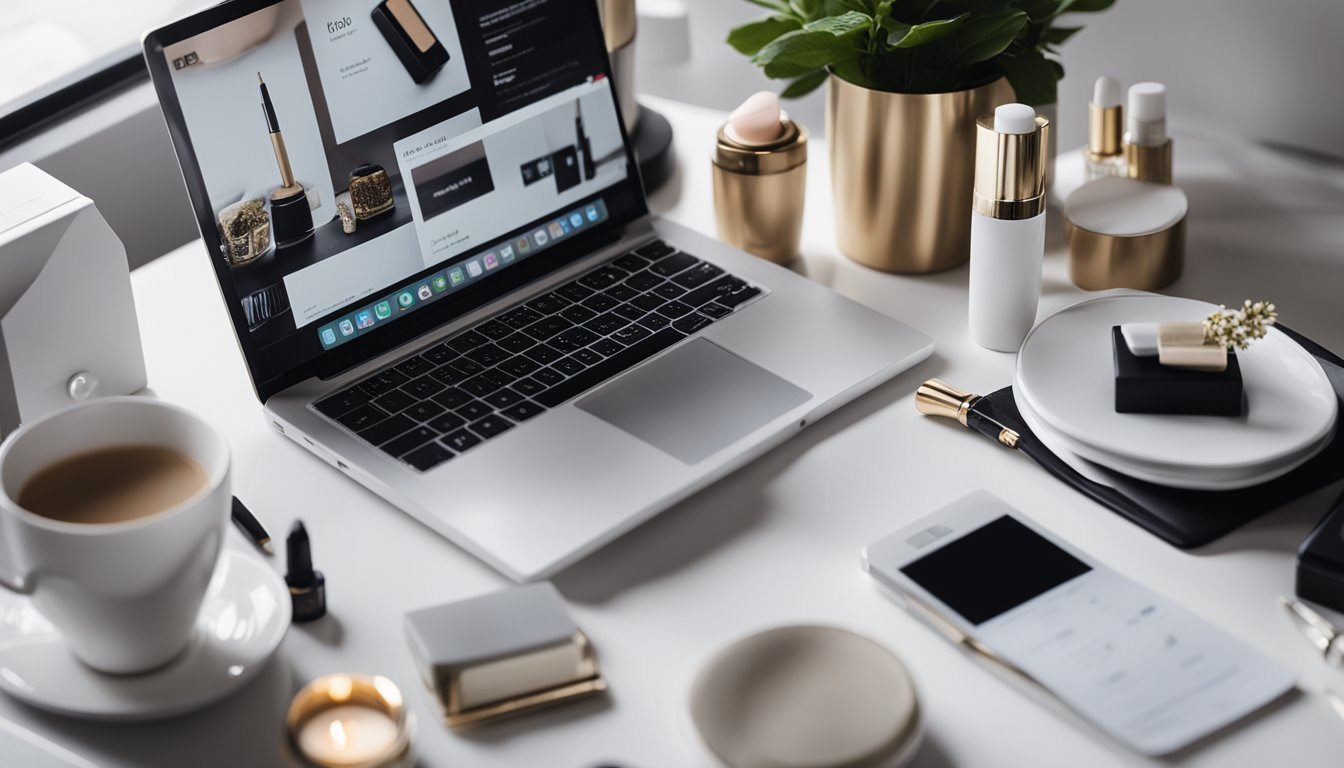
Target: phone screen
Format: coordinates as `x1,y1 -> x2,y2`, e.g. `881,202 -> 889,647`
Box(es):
899,516 -> 1091,625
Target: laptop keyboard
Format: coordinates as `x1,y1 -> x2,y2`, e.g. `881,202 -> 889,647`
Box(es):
312,240 -> 763,471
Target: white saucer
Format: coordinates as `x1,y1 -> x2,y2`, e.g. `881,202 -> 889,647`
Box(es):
1016,295 -> 1337,477
0,549 -> 289,721
1016,387 -> 1336,490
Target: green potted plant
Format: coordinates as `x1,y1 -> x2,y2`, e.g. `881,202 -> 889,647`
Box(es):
728,0 -> 1113,273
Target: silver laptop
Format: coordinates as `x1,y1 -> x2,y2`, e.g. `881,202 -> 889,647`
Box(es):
144,0 -> 932,580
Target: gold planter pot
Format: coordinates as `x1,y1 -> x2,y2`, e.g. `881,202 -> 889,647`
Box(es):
827,74 -> 1013,273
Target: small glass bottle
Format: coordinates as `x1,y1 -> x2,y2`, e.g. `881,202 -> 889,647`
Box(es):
1085,76 -> 1126,180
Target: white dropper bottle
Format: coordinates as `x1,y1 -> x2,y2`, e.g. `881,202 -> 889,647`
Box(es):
1123,82 -> 1172,183
968,103 -> 1050,352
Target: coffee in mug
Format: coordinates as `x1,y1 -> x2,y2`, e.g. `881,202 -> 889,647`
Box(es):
18,446 -> 207,525
0,397 -> 231,674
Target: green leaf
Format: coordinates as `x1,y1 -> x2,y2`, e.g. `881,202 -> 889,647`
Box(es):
803,10 -> 873,35
821,0 -> 876,15
890,13 -> 969,48
752,28 -> 858,78
790,0 -> 825,21
885,21 -> 911,46
1041,25 -> 1081,45
781,68 -> 830,98
1055,0 -> 1114,15
744,0 -> 795,14
936,10 -> 1028,67
998,47 -> 1060,106
727,16 -> 804,55
1014,0 -> 1063,20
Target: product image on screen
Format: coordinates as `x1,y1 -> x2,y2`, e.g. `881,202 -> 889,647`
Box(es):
900,516 -> 1092,625
153,0 -> 629,391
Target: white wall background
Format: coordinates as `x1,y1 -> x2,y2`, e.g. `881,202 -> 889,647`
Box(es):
638,0 -> 1344,158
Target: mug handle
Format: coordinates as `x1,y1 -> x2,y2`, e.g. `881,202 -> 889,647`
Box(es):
0,540 -> 33,594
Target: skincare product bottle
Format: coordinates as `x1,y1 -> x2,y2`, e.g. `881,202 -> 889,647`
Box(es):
1124,82 -> 1172,184
968,103 -> 1050,352
1085,76 -> 1125,180
259,73 -> 313,247
711,91 -> 807,265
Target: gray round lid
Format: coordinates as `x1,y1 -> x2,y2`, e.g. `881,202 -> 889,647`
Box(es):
690,625 -> 920,768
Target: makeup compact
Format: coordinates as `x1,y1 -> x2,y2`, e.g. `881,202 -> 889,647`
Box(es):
372,0 -> 449,85
348,164 -> 395,221
1065,176 -> 1186,291
403,582 -> 605,728
690,625 -> 922,768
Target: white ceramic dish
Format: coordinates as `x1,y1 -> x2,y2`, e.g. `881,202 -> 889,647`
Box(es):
1016,389 -> 1335,491
1016,295 -> 1337,475
0,549 -> 289,721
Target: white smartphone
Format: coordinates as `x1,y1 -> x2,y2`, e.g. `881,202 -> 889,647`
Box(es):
861,491 -> 1296,757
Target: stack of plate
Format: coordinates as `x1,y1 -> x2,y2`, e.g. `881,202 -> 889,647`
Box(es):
1014,295 -> 1338,491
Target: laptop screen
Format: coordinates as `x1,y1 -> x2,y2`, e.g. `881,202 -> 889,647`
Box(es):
145,0 -> 640,399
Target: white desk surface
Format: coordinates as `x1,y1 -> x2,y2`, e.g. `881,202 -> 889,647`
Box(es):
3,96 -> 1343,767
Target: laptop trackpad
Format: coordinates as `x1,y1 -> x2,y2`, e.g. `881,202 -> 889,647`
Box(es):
577,339 -> 811,464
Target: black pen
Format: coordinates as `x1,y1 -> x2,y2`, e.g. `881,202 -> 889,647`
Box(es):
231,496 -> 273,556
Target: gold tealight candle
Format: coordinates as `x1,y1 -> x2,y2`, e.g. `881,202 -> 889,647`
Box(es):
285,674 -> 414,768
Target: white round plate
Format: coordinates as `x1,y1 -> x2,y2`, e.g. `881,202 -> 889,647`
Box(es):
0,549 -> 289,721
1016,387 -> 1336,490
1016,295 -> 1337,474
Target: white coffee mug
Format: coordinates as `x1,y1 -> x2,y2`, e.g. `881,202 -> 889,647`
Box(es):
0,396 -> 231,674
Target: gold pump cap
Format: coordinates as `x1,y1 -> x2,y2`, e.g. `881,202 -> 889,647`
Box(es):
973,113 -> 1049,221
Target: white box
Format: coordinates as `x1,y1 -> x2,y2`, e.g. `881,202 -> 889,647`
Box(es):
0,163 -> 147,438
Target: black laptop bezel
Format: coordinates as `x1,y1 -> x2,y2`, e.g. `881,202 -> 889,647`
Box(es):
143,0 -> 647,403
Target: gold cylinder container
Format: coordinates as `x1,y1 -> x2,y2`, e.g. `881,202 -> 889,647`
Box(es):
712,119 -> 807,265
1065,176 -> 1187,290
827,74 -> 1013,273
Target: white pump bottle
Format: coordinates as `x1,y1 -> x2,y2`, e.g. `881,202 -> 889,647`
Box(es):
968,103 -> 1050,352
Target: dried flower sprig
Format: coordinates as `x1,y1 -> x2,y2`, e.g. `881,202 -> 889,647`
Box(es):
1204,300 -> 1278,351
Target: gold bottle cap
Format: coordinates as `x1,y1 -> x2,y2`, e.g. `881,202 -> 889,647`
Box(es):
972,113 -> 1049,220
1087,103 -> 1122,161
714,118 -> 806,176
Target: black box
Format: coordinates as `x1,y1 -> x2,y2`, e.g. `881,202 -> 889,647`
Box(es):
372,0 -> 450,85
1297,496 -> 1344,613
1112,326 -> 1243,415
